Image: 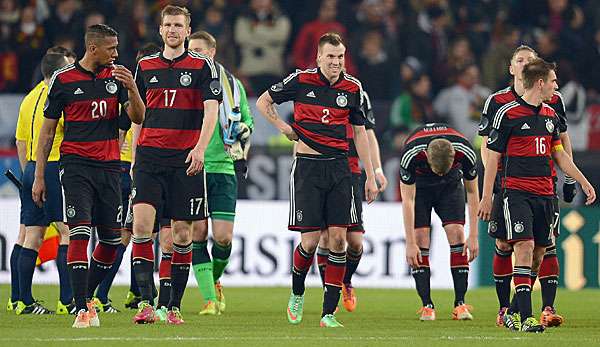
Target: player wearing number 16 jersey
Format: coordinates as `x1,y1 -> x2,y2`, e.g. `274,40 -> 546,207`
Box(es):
131,5 -> 221,325
32,24 -> 145,328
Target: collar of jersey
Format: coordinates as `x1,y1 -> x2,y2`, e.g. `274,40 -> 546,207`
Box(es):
317,67 -> 345,86
160,49 -> 188,64
74,61 -> 104,78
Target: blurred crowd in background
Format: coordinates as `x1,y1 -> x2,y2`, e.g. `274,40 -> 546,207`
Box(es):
2,0 -> 600,152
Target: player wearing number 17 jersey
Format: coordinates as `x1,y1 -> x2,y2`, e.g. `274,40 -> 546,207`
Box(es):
32,24 -> 145,328
131,5 -> 221,325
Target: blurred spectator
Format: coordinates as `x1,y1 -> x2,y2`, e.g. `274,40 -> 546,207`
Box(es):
15,6 -> 47,91
387,73 -> 437,150
356,30 -> 393,100
558,61 -> 588,150
407,5 -> 449,92
535,30 -> 562,63
198,6 -> 236,70
291,0 -> 356,75
443,36 -> 475,87
234,0 -> 291,94
481,26 -> 521,90
433,64 -> 490,142
582,27 -> 600,94
0,0 -> 19,46
353,0 -> 398,55
75,11 -> 105,57
44,0 -> 81,47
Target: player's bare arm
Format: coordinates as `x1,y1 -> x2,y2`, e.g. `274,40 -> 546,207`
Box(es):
551,148 -> 596,205
112,64 -> 145,124
400,182 -> 421,268
478,149 -> 501,221
256,91 -> 297,141
464,178 -> 480,262
353,124 -> 378,203
186,99 -> 219,176
32,118 -> 59,206
15,139 -> 27,172
367,128 -> 387,192
480,135 -> 489,168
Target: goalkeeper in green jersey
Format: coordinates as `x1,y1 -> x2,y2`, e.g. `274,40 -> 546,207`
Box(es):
188,31 -> 254,315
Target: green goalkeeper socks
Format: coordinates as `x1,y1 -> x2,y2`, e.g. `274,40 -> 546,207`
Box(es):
212,242 -> 232,282
192,241 -> 216,303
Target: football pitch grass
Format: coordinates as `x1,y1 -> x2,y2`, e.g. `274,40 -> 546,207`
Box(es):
1,285 -> 599,346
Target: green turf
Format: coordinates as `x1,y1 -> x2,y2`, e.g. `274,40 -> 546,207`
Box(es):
1,284 -> 599,346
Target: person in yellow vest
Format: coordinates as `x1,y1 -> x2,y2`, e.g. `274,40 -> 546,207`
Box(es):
12,52 -> 73,315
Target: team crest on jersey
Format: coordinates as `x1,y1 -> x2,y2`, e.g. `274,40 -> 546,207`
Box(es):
105,81 -> 118,94
478,117 -> 488,131
210,80 -> 222,95
296,210 -> 303,222
545,119 -> 554,133
514,221 -> 524,233
336,93 -> 348,107
270,82 -> 283,92
66,205 -> 76,218
400,167 -> 411,182
180,72 -> 192,86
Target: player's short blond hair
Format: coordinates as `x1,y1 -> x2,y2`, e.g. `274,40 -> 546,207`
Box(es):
511,45 -> 537,62
189,31 -> 217,49
160,5 -> 191,27
427,138 -> 455,175
318,32 -> 344,50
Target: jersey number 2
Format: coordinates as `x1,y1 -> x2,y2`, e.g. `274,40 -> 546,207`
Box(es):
321,109 -> 330,124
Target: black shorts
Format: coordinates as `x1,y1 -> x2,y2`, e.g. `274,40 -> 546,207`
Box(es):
132,161 -> 207,221
502,190 -> 558,247
60,163 -> 122,229
21,161 -> 63,226
488,193 -> 508,240
414,180 -> 465,229
348,173 -> 364,233
288,154 -> 353,232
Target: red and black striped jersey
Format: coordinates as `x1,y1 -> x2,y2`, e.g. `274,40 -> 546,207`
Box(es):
134,51 -> 221,167
44,62 -> 130,169
487,99 -> 562,196
479,85 -> 567,136
399,123 -> 478,187
268,68 -> 365,156
348,90 -> 375,174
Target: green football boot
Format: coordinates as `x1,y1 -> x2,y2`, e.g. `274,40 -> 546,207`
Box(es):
503,312 -> 522,331
521,317 -> 545,333
320,314 -> 344,328
155,306 -> 168,322
286,293 -> 304,324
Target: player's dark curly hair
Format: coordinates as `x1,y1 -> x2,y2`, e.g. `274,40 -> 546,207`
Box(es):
84,24 -> 118,46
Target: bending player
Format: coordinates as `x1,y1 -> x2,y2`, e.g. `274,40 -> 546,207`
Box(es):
400,123 -> 479,321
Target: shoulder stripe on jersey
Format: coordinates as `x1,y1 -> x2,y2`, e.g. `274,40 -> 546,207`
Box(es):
283,68 -> 317,84
134,53 -> 161,80
453,142 -> 477,165
362,90 -> 372,109
47,63 -> 75,92
483,86 -> 512,115
188,51 -> 218,78
553,91 -> 566,113
492,101 -> 519,129
400,144 -> 427,169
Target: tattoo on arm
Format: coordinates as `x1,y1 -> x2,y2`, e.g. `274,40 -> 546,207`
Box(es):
40,136 -> 53,160
266,103 -> 280,122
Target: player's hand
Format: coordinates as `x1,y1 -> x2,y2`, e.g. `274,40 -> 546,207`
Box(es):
185,146 -> 205,176
581,182 -> 596,205
375,169 -> 388,192
406,243 -> 422,268
32,178 -> 46,208
463,235 -> 479,262
563,180 -> 577,203
112,65 -> 137,91
364,176 -> 379,203
477,195 -> 493,221
279,123 -> 298,141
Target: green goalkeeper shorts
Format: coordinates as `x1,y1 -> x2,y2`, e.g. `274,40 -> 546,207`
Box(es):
207,173 -> 237,221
